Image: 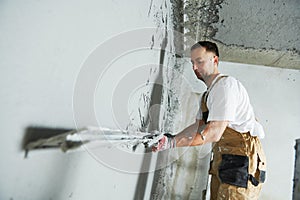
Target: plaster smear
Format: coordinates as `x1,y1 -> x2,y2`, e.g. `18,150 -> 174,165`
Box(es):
146,0 -> 212,199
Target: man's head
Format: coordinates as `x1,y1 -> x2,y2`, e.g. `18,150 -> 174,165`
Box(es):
190,41 -> 219,83
191,41 -> 219,57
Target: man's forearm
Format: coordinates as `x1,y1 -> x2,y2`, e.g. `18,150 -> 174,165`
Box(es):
201,121 -> 228,143
175,120 -> 206,147
175,120 -> 228,147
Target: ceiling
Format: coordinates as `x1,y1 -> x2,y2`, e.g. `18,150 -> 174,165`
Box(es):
181,0 -> 300,70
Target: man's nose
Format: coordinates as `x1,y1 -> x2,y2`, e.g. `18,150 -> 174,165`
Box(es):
193,64 -> 197,70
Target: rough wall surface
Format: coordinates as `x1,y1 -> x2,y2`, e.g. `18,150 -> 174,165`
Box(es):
293,139 -> 300,200
215,0 -> 300,52
146,1 -> 211,199
184,0 -> 224,41
150,0 -> 300,199
183,0 -> 300,69
214,0 -> 300,69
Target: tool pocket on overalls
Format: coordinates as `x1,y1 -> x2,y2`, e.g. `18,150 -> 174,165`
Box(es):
255,151 -> 267,183
248,152 -> 267,186
218,154 -> 249,188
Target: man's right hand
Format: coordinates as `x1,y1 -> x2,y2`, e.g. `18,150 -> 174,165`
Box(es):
152,133 -> 176,152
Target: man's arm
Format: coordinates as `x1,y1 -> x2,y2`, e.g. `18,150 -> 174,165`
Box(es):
152,120 -> 228,151
175,120 -> 228,147
174,119 -> 204,147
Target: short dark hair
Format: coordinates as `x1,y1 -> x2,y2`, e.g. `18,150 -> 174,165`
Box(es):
191,41 -> 219,57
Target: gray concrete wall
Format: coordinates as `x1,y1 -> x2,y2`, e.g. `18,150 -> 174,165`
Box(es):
182,0 -> 300,69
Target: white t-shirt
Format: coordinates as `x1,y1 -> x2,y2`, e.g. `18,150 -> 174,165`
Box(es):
196,74 -> 265,138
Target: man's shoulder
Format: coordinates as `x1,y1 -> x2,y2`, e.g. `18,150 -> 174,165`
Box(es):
210,75 -> 247,97
217,75 -> 238,87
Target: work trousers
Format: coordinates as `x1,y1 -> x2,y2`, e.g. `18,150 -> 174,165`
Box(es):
209,127 -> 267,200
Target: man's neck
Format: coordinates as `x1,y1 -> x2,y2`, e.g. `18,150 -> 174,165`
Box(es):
205,73 -> 220,88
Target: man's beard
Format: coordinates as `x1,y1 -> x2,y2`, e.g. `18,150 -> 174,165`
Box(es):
194,70 -> 204,82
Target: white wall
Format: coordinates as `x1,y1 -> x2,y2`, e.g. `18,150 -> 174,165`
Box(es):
0,1 -> 162,199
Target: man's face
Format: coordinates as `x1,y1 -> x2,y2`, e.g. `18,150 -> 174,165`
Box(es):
190,47 -> 217,81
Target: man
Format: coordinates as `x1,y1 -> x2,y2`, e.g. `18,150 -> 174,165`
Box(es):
153,41 -> 267,200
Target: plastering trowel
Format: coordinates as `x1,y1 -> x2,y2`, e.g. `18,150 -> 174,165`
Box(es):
24,126 -> 165,156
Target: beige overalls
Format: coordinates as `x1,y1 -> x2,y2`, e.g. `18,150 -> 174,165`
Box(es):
201,76 -> 267,200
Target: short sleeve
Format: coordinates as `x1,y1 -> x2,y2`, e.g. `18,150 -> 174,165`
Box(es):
196,93 -> 204,120
207,81 -> 238,122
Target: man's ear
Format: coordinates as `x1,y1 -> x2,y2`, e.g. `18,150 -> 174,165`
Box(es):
213,56 -> 219,65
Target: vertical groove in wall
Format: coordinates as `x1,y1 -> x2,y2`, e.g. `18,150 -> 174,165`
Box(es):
293,139 -> 300,200
133,24 -> 167,200
170,0 -> 184,58
134,1 -> 175,199
149,0 -> 216,199
149,1 -> 176,199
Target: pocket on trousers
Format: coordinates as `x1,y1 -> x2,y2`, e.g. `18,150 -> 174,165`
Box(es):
257,152 -> 267,183
218,154 -> 249,188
